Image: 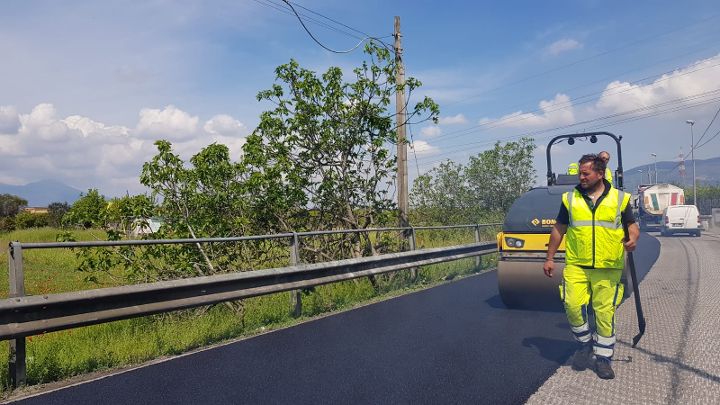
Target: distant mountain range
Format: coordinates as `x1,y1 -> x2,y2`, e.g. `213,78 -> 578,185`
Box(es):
622,156 -> 720,193
0,180 -> 83,207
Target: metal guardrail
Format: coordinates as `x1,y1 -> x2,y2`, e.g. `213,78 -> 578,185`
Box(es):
3,223 -> 501,387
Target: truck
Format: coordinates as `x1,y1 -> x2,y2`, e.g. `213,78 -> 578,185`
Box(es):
635,183 -> 684,231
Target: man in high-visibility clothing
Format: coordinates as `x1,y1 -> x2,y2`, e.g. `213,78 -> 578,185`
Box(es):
544,154 -> 639,379
599,151 -> 613,185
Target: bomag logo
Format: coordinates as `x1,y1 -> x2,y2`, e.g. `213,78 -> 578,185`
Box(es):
531,218 -> 556,227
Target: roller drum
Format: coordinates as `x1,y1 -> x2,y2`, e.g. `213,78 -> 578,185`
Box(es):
498,259 -> 564,310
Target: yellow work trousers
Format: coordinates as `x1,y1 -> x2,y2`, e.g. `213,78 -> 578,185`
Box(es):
560,264 -> 624,358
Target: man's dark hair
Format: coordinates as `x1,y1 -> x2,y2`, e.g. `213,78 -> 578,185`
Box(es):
578,154 -> 606,174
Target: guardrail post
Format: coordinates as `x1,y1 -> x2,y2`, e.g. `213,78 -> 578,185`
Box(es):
408,227 -> 417,279
289,233 -> 302,318
474,225 -> 482,270
8,242 -> 26,388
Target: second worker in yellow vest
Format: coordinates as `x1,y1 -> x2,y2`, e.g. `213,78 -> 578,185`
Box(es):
599,150 -> 613,185
543,153 -> 639,380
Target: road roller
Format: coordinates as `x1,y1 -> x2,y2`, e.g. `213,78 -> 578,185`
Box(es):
497,132 -> 628,309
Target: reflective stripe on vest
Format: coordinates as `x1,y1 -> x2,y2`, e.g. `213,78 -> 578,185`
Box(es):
563,187 -> 629,268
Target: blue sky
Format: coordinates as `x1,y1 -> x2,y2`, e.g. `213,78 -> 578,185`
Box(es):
1,0 -> 719,195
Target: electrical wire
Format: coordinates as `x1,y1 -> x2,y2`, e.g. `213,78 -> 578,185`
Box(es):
252,0 -> 365,41
280,0 -> 390,54
414,89 -> 720,169
431,57 -> 720,143
407,123 -> 421,178
695,101 -> 720,145
441,13 -> 720,108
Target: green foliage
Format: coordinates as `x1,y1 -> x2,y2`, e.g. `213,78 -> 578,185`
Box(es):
0,194 -> 26,217
245,42 -> 438,260
14,212 -> 50,229
410,137 -> 536,224
683,185 -> 720,214
63,189 -> 108,229
105,194 -> 155,234
71,43 -> 439,285
0,216 -> 15,233
466,137 -> 536,213
47,202 -> 71,228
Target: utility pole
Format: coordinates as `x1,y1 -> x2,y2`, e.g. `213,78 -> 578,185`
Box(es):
651,153 -> 658,183
686,120 -> 697,205
394,16 -> 408,227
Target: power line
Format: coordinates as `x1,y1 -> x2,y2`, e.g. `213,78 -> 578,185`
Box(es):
415,89 -> 720,169
422,87 -> 720,162
695,101 -> 720,145
252,0 -> 365,41
431,57 -> 720,143
696,127 -> 720,149
280,0 -> 389,54
407,123 -> 421,178
442,13 -> 720,108
288,1 -> 372,38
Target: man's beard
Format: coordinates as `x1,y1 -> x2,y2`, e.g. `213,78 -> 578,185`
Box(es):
580,177 -> 602,190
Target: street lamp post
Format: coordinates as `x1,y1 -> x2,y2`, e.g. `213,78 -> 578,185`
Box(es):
685,120 -> 697,205
650,153 -> 657,183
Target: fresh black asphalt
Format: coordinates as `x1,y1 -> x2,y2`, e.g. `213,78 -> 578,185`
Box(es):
15,233 -> 660,405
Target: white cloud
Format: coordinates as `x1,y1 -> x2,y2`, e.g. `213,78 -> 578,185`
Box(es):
595,54 -> 720,114
481,93 -> 575,129
19,103 -> 75,142
0,103 -> 253,196
420,125 -> 442,137
439,113 -> 468,125
64,115 -> 130,137
203,114 -> 248,137
547,38 -> 583,56
136,105 -> 199,140
0,106 -> 20,134
411,140 -> 440,157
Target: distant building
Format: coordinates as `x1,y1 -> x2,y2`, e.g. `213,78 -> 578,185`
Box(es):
21,207 -> 49,215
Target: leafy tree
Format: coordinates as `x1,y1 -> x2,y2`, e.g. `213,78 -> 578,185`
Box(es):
684,185 -> 720,214
0,194 -> 27,217
67,43 -> 438,299
63,189 -> 108,228
410,137 -> 536,224
48,202 -> 70,227
245,42 -> 438,259
0,216 -> 15,233
15,211 -> 49,229
105,194 -> 155,234
410,161 -> 474,225
465,137 -> 536,213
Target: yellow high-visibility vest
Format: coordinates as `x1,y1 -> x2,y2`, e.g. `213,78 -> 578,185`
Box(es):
562,187 -> 630,269
605,167 -> 613,185
567,163 -> 579,175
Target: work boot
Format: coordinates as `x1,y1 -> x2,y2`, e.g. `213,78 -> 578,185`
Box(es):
594,356 -> 615,379
571,343 -> 593,371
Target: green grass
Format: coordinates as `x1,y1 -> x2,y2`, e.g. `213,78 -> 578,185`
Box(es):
0,226 -> 499,394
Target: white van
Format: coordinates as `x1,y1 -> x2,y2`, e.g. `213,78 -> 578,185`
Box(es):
660,205 -> 701,237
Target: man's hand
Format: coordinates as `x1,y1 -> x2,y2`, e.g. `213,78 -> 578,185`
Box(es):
624,237 -> 637,252
543,259 -> 555,278
624,222 -> 640,252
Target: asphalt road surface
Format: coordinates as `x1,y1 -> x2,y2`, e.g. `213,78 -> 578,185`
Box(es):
14,233 -> 660,405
